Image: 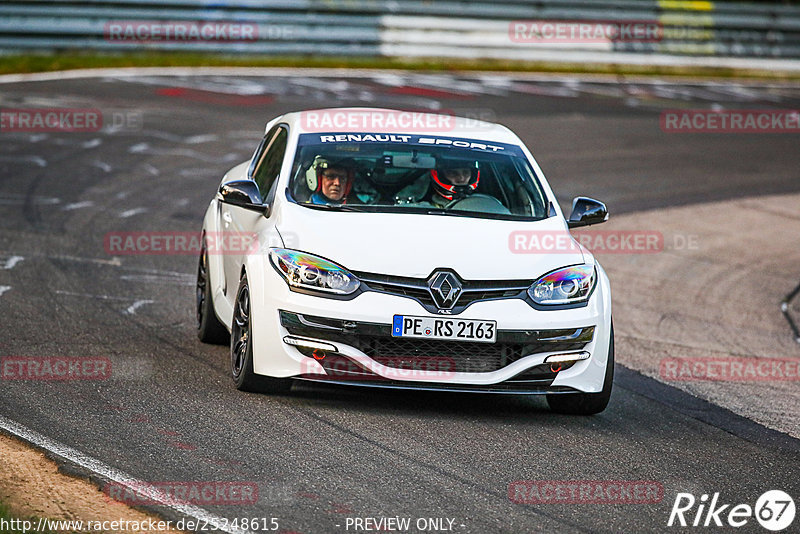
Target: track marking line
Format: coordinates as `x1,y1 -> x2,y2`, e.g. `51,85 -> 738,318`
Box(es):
143,164 -> 160,176
2,255 -> 24,270
92,161 -> 113,173
0,286 -> 11,297
119,207 -> 148,218
125,299 -> 154,315
185,134 -> 219,144
120,273 -> 195,286
128,142 -> 239,163
0,415 -> 256,534
53,290 -> 130,300
82,138 -> 102,148
62,201 -> 94,211
0,253 -> 121,267
0,155 -> 47,167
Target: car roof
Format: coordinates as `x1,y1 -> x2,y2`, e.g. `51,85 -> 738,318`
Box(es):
277,107 -> 523,145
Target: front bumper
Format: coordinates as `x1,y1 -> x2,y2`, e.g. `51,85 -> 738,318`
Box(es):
246,259 -> 612,394
281,310 -> 594,393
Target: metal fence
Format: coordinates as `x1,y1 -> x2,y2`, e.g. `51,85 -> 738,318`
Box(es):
1,0 -> 799,60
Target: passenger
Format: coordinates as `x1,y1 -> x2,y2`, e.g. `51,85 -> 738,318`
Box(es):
307,157 -> 354,205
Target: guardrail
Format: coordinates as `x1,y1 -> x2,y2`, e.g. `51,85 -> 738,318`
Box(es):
1,0 -> 799,60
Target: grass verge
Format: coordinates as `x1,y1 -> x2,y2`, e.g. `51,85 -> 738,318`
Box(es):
0,52 -> 798,80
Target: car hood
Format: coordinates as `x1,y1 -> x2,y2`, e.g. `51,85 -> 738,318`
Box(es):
276,202 -> 586,280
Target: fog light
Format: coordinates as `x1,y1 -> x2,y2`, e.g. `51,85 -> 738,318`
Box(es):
283,336 -> 338,353
544,351 -> 590,364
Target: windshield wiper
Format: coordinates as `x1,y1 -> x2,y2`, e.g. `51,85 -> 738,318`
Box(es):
424,209 -> 472,218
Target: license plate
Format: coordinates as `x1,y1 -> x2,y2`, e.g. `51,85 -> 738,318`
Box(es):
392,315 -> 497,343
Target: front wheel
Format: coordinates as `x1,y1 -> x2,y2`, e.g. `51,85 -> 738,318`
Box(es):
230,273 -> 291,394
546,326 -> 614,415
196,239 -> 229,345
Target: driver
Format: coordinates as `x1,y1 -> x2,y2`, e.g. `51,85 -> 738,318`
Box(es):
429,158 -> 480,208
306,157 -> 355,205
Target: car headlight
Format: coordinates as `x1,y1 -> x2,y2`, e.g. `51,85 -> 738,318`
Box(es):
269,248 -> 360,295
528,265 -> 595,306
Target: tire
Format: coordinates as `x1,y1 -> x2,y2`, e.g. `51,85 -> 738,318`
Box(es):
546,325 -> 614,415
230,273 -> 291,394
196,239 -> 229,344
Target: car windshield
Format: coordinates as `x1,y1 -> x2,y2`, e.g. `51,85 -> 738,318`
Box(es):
287,133 -> 549,220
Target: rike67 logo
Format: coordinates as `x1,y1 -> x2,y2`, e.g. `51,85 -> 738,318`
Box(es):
668,490 -> 795,531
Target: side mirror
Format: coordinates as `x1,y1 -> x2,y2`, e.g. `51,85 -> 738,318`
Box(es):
568,197 -> 608,228
218,180 -> 268,214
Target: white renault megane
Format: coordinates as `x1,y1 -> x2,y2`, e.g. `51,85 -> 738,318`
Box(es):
196,108 -> 613,414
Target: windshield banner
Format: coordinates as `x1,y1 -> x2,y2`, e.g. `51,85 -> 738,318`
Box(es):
297,133 -> 526,157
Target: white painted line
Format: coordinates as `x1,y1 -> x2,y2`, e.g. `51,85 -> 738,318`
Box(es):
185,134 -> 218,144
0,155 -> 47,167
0,286 -> 11,297
62,201 -> 94,211
122,266 -> 195,278
92,161 -> 113,173
143,164 -> 160,176
179,168 -> 220,177
119,207 -> 148,218
0,415 -> 255,534
54,290 -> 138,301
129,142 -> 239,163
128,142 -> 149,153
82,138 -> 102,149
2,256 -> 24,270
120,274 -> 195,286
0,253 -> 120,267
125,299 -> 154,315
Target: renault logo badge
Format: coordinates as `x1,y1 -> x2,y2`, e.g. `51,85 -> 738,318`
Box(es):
429,271 -> 463,309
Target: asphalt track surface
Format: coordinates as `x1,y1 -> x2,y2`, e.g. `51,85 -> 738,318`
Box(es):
1,71 -> 799,533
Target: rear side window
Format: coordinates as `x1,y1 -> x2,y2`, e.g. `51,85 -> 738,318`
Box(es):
252,126 -> 288,201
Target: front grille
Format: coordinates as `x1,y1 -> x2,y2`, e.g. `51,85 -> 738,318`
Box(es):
354,271 -> 530,313
351,337 -> 589,374
359,278 -> 431,302
357,337 -> 525,373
